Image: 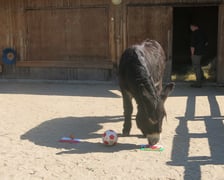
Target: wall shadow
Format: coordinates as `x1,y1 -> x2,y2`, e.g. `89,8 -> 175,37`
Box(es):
21,116 -> 139,154
167,87 -> 224,180
0,81 -> 120,97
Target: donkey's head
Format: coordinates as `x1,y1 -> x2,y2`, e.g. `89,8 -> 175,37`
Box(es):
136,83 -> 174,145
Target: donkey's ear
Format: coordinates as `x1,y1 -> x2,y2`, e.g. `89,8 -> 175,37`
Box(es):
160,83 -> 175,102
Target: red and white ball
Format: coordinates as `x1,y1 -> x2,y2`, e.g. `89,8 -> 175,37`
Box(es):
102,130 -> 118,146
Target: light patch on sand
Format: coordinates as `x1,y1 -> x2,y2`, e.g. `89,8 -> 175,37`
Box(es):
187,120 -> 207,134
195,96 -> 211,117
188,138 -> 211,158
109,90 -> 121,97
215,96 -> 224,116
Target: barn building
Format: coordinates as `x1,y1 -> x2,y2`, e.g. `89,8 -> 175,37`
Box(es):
0,0 -> 224,83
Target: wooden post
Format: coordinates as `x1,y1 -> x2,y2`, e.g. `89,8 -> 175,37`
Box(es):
217,4 -> 224,84
110,15 -> 116,65
114,2 -> 123,66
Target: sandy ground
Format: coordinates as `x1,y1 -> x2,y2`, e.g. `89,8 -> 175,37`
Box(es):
0,81 -> 224,180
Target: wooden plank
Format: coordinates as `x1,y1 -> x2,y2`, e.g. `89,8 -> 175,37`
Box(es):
124,0 -> 223,5
16,60 -> 113,69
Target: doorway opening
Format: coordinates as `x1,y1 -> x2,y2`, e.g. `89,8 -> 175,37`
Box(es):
172,6 -> 218,82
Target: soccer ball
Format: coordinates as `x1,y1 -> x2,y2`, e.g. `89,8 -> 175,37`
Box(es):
102,130 -> 118,146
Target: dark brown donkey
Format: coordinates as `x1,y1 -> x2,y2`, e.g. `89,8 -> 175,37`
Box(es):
118,39 -> 174,145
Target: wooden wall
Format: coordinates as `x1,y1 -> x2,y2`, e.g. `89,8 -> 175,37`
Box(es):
0,0 -> 224,81
0,0 -> 114,69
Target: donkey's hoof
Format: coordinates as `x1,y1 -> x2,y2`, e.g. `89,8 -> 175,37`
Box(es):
122,130 -> 130,136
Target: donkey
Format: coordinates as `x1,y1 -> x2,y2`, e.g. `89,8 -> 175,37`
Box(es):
118,39 -> 174,145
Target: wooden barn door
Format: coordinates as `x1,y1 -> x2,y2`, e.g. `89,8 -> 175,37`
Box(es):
25,7 -> 110,67
25,9 -> 67,61
125,5 -> 173,81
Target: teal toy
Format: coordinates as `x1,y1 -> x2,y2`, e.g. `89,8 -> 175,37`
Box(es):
140,144 -> 164,152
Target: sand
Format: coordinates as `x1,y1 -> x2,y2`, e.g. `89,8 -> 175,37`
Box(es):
0,81 -> 224,180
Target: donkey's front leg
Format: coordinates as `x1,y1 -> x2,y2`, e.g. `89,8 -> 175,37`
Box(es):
121,90 -> 133,136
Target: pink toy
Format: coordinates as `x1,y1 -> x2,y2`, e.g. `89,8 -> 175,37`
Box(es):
59,137 -> 81,144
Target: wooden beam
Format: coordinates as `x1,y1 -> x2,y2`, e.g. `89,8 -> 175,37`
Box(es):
16,60 -> 113,69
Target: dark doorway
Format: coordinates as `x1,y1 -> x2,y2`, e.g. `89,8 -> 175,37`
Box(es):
172,6 -> 218,82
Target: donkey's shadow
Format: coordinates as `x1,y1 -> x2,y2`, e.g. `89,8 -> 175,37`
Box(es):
21,116 -> 139,154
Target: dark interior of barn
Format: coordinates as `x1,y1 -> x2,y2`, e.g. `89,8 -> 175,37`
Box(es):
172,6 -> 218,81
